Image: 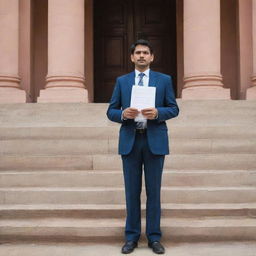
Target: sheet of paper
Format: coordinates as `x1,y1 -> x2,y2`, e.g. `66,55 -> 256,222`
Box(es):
130,85 -> 156,122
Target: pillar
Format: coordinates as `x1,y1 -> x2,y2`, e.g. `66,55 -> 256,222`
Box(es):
0,0 -> 25,103
182,0 -> 230,99
247,0 -> 256,99
38,0 -> 88,102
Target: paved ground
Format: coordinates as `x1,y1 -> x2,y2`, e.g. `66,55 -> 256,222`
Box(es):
0,241 -> 256,256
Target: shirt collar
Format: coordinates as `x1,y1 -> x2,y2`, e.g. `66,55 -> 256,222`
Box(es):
135,69 -> 150,77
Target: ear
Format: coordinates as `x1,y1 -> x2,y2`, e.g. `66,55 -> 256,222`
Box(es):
150,54 -> 154,62
131,54 -> 135,63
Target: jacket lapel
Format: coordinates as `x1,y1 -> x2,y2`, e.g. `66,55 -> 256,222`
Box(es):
126,71 -> 135,106
149,70 -> 158,87
148,70 -> 159,107
127,71 -> 135,88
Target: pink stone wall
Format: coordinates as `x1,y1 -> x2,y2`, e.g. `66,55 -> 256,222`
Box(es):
0,0 -> 255,102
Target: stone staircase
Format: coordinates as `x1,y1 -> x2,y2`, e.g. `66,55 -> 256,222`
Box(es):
0,100 -> 256,242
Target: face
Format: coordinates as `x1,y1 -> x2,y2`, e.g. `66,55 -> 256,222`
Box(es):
131,45 -> 154,72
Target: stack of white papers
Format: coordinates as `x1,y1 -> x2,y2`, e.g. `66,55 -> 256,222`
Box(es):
130,86 -> 156,122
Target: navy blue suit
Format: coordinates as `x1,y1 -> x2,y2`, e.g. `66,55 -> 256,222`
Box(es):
107,70 -> 179,242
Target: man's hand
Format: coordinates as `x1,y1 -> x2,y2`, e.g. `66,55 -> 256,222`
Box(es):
141,108 -> 158,120
123,107 -> 139,119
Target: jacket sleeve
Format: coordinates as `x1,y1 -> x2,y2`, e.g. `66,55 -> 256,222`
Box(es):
106,78 -> 123,124
156,76 -> 179,122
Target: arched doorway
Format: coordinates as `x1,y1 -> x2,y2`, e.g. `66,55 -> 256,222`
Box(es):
93,0 -> 177,103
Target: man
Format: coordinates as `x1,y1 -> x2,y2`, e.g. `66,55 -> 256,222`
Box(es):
107,39 -> 179,254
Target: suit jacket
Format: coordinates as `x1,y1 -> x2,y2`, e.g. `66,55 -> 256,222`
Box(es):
107,70 -> 179,155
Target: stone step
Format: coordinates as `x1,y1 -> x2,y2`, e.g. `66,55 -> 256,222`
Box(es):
1,102 -> 255,128
109,138 -> 256,154
1,187 -> 256,204
172,114 -> 256,126
1,154 -> 255,171
0,139 -> 109,155
1,170 -> 255,188
1,216 -> 256,242
94,154 -> 256,171
1,113 -> 254,127
1,101 -> 255,118
1,138 -> 256,155
1,126 -> 256,140
0,241 -> 255,256
0,155 -> 93,170
1,203 -> 256,219
0,100 -> 255,244
0,103 -> 109,128
176,100 -> 256,114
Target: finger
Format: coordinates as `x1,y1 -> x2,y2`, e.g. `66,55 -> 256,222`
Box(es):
129,108 -> 139,111
129,111 -> 139,115
142,110 -> 152,115
142,108 -> 153,111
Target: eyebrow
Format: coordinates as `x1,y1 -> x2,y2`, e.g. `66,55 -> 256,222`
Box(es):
134,50 -> 150,54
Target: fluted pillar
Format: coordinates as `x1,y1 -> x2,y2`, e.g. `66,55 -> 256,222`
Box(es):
0,0 -> 25,102
247,0 -> 256,99
38,0 -> 88,102
182,0 -> 230,99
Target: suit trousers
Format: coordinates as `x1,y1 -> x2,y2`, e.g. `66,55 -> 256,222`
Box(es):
121,131 -> 165,242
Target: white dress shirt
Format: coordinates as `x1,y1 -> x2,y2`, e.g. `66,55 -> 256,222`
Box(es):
122,69 -> 153,125
135,69 -> 150,87
135,69 -> 150,128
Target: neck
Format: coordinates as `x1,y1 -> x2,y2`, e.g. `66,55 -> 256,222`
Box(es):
135,66 -> 150,72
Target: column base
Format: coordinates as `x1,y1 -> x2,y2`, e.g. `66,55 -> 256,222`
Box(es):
0,75 -> 21,88
0,88 -> 26,103
38,87 -> 88,103
246,86 -> 256,99
182,86 -> 231,99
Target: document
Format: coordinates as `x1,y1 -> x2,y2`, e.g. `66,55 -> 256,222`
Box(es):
130,85 -> 156,122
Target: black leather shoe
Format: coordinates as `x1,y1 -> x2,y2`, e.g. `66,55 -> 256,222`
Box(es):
148,241 -> 165,254
121,241 -> 138,254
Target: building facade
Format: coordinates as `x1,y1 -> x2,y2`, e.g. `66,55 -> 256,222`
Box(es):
0,0 -> 256,103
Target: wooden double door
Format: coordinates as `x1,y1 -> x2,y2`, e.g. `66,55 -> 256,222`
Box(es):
94,0 -> 177,102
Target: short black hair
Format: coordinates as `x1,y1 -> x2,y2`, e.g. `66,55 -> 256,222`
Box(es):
130,39 -> 153,54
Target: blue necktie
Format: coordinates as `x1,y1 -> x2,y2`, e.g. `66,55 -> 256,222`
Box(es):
138,73 -> 145,86
136,73 -> 146,129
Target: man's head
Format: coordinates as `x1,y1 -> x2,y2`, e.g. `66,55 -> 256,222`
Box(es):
130,39 -> 154,72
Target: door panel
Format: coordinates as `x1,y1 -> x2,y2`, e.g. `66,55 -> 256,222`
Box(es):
94,0 -> 131,102
134,0 -> 176,79
94,0 -> 177,102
